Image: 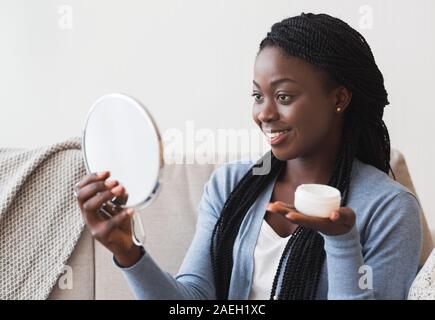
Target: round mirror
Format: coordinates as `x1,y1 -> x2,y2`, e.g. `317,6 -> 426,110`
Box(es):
81,93 -> 164,246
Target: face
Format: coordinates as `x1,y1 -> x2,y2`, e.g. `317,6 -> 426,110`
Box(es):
252,46 -> 351,161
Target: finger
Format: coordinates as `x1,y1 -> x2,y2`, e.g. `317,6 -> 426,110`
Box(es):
334,207 -> 355,227
107,208 -> 135,230
99,182 -> 127,216
110,185 -> 126,200
117,189 -> 129,206
101,184 -> 128,216
77,171 -> 110,189
266,202 -> 292,215
82,195 -> 114,227
285,210 -> 331,230
83,189 -> 118,214
82,191 -> 120,229
329,210 -> 341,222
99,201 -> 119,217
95,209 -> 135,239
274,201 -> 294,209
107,185 -> 127,210
81,205 -> 107,229
77,180 -> 117,204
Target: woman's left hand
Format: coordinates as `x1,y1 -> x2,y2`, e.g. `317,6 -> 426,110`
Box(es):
266,201 -> 356,236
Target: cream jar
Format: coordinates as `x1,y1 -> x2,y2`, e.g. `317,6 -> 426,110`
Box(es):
294,184 -> 341,218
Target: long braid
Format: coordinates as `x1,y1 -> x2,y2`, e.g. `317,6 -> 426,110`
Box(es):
269,225 -> 303,299
210,152 -> 285,299
210,12 -> 393,300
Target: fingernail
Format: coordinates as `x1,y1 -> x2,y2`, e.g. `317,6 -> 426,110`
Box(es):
104,179 -> 118,188
126,209 -> 134,215
98,171 -> 108,178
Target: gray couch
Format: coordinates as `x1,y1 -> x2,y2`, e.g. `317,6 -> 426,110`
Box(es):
48,150 -> 435,299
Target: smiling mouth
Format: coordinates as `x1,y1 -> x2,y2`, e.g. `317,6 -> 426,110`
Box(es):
263,129 -> 291,139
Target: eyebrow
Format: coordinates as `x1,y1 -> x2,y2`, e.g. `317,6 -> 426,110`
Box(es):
253,78 -> 298,89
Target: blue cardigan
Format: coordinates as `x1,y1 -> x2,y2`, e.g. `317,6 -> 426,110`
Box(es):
115,158 -> 422,299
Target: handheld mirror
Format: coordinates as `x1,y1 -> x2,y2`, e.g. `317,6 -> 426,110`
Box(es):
81,93 -> 164,246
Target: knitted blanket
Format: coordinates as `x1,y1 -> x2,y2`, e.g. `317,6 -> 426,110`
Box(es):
0,137 -> 86,299
408,249 -> 435,299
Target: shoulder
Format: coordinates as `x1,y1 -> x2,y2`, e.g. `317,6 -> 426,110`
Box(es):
207,158 -> 255,201
210,158 -> 254,187
350,158 -> 418,203
349,159 -> 422,240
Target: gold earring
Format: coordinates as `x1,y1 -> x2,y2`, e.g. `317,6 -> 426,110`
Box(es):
336,107 -> 342,113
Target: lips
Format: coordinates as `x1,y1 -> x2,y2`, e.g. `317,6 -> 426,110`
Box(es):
263,129 -> 291,139
262,128 -> 292,145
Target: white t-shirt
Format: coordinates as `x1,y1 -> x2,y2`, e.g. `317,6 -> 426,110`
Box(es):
248,219 -> 291,300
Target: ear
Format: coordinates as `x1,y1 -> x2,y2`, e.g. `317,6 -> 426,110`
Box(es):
333,86 -> 352,113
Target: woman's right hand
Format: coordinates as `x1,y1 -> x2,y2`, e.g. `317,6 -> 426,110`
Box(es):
75,170 -> 143,267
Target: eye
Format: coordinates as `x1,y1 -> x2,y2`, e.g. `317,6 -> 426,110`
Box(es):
251,92 -> 264,102
277,94 -> 293,103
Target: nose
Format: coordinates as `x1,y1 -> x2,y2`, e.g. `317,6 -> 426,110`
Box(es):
257,100 -> 280,123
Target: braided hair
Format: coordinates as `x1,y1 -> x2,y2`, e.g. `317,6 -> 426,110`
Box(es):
210,12 -> 393,300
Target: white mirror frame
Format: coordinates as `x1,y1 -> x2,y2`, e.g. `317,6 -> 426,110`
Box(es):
81,93 -> 164,245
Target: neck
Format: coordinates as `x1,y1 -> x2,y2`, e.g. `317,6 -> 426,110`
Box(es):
279,130 -> 343,188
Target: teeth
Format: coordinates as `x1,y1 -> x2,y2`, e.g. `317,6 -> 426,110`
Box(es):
265,130 -> 289,139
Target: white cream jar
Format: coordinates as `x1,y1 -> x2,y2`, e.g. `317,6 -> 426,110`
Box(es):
294,184 -> 341,218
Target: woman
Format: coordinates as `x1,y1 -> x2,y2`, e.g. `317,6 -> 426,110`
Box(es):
75,13 -> 422,299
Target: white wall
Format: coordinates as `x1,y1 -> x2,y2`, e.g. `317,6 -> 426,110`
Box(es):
1,0 -> 434,229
